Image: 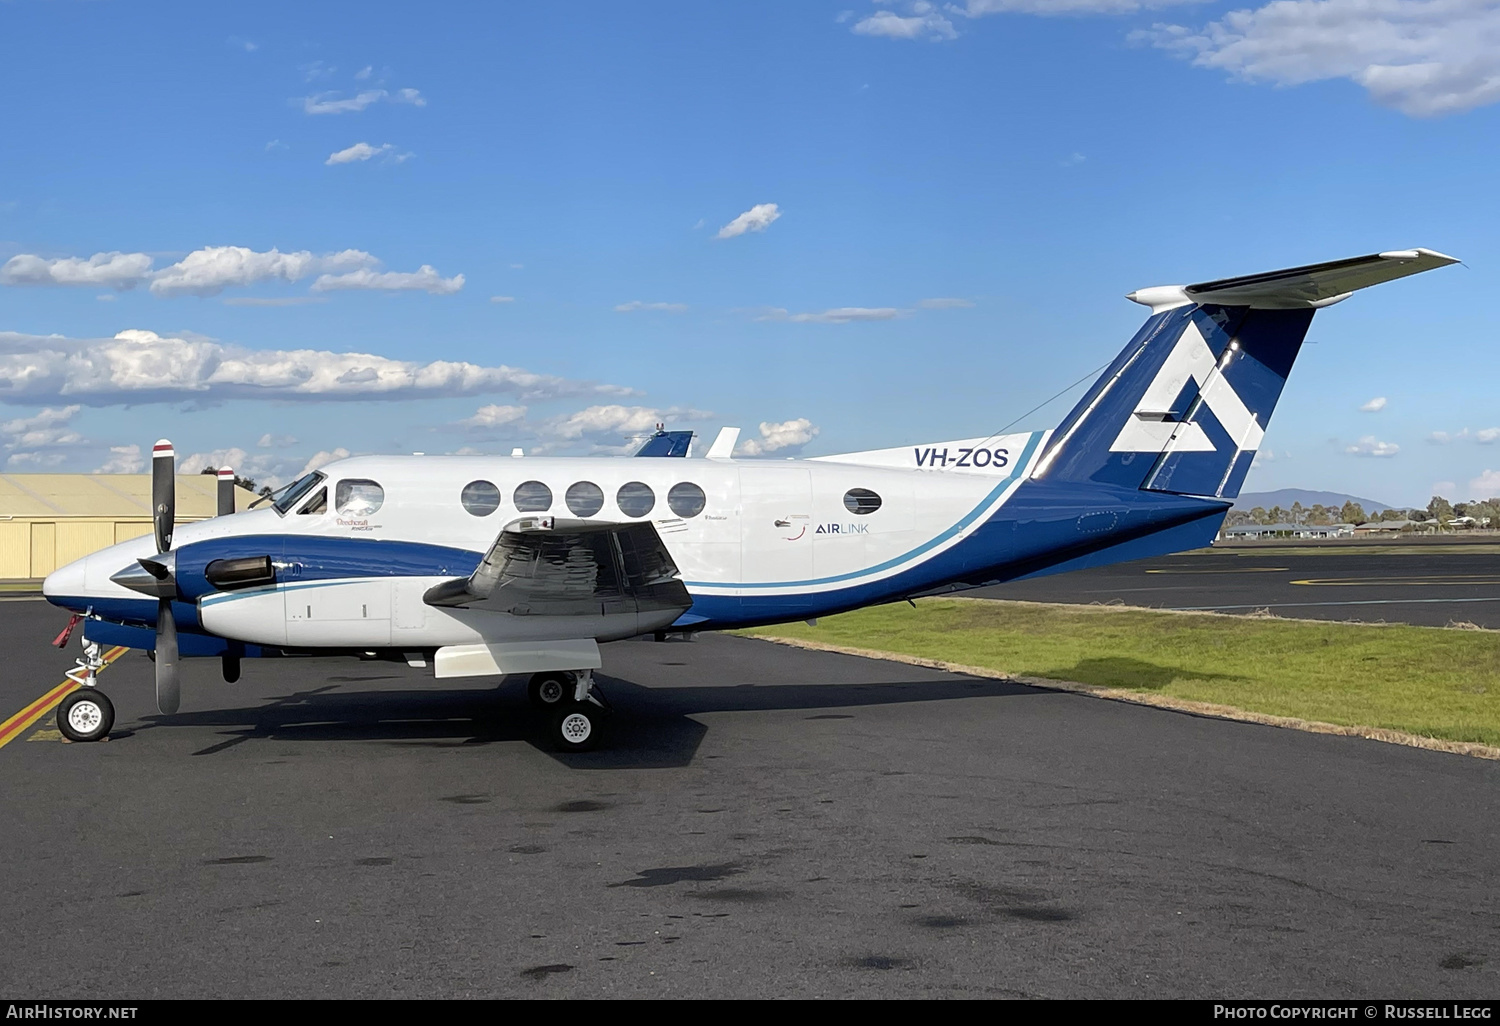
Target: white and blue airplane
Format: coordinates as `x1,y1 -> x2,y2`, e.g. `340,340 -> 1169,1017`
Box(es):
42,249 -> 1456,750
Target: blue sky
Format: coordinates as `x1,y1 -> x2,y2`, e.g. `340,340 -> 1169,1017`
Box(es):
1,0 -> 1497,506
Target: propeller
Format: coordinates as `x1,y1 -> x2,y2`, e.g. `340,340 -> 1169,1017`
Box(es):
151,439 -> 180,715
217,466 -> 236,517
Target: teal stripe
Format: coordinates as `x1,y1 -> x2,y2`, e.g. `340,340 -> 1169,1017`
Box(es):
684,431 -> 1042,590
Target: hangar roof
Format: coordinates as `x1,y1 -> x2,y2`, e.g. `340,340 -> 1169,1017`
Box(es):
0,474 -> 260,518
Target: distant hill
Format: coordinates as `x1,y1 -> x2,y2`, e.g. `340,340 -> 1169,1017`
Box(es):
1233,489 -> 1398,514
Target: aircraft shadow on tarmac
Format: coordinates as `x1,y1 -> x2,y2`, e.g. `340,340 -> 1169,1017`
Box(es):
1034,657 -> 1247,691
122,674 -> 1043,769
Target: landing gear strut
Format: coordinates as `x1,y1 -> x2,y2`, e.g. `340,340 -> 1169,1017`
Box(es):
58,638 -> 114,743
528,670 -> 609,751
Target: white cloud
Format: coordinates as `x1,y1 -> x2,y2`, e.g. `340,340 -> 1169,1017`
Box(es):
1346,435 -> 1400,457
852,5 -> 958,41
1471,469 -> 1500,497
1,405 -> 84,452
265,139 -> 287,152
1142,0 -> 1500,117
917,297 -> 975,309
547,405 -> 674,442
460,404 -> 527,430
851,0 -> 1198,42
758,306 -> 903,324
311,265 -> 463,294
614,300 -> 688,313
736,418 -> 820,457
0,251 -> 154,289
300,448 -> 352,476
1360,396 -> 1388,412
257,433 -> 297,448
490,295 -> 515,303
0,328 -> 633,404
300,88 -> 426,115
355,66 -> 374,80
8,451 -> 66,468
95,444 -> 144,474
716,203 -> 781,239
1478,427 -> 1500,443
325,142 -> 406,165
150,246 -> 377,297
179,447 -> 251,476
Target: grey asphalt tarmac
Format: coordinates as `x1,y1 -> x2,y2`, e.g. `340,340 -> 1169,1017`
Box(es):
967,545 -> 1500,628
2,597 -> 1497,999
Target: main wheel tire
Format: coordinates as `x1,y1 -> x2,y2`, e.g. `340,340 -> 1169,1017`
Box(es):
57,689 -> 114,743
552,703 -> 602,752
528,672 -> 570,709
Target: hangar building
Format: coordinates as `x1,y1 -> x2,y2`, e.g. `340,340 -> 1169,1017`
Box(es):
0,474 -> 259,580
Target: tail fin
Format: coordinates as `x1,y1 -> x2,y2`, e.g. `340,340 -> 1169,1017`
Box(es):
1030,248 -> 1456,500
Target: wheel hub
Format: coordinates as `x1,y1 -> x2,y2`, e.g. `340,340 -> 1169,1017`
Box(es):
68,700 -> 102,734
559,712 -> 592,743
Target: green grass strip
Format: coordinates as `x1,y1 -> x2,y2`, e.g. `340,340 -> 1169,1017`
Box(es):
741,599 -> 1500,747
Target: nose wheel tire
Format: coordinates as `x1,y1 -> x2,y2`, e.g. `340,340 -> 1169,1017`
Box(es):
57,690 -> 115,743
528,672 -> 570,709
552,703 -> 602,752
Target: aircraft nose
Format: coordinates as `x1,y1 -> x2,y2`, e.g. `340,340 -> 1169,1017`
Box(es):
42,556 -> 88,610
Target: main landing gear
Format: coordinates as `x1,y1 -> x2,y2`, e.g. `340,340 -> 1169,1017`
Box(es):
57,639 -> 114,743
526,670 -> 610,752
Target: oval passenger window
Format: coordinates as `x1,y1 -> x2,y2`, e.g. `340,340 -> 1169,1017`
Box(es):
667,482 -> 706,518
616,481 -> 655,518
844,488 -> 882,515
335,479 -> 384,516
513,480 -> 552,512
461,480 -> 501,517
566,481 -> 605,517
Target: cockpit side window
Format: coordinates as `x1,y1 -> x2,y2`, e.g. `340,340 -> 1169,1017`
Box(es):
336,479 -> 384,516
270,472 -> 326,515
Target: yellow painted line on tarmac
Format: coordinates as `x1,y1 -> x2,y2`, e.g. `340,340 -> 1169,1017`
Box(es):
0,645 -> 129,751
1292,576 -> 1500,587
1140,564 -> 1296,573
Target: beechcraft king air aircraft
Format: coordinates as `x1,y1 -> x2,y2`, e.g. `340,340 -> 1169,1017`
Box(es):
41,249 -> 1457,750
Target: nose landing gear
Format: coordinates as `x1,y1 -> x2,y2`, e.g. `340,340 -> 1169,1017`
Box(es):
58,638 -> 114,743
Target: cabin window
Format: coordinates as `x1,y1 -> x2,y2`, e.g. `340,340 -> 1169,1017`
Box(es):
461,480 -> 501,517
616,481 -> 655,518
336,479 -> 384,516
566,481 -> 605,517
514,480 -> 552,512
667,482 -> 706,518
844,488 -> 882,515
298,487 -> 328,515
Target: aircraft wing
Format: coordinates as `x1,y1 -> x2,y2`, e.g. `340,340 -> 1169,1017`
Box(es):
423,516 -> 691,617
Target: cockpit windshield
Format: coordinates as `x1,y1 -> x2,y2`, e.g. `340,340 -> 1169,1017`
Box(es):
268,472 -> 326,516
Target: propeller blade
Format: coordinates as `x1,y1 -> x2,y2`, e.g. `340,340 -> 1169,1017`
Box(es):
155,598 -> 180,715
152,439 -> 175,553
217,466 -> 235,517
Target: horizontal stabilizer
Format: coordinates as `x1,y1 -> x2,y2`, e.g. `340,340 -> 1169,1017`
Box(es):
1128,248 -> 1458,312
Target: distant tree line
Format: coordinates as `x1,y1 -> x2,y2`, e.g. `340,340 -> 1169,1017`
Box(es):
199,466 -> 275,498
1226,496 -> 1500,529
